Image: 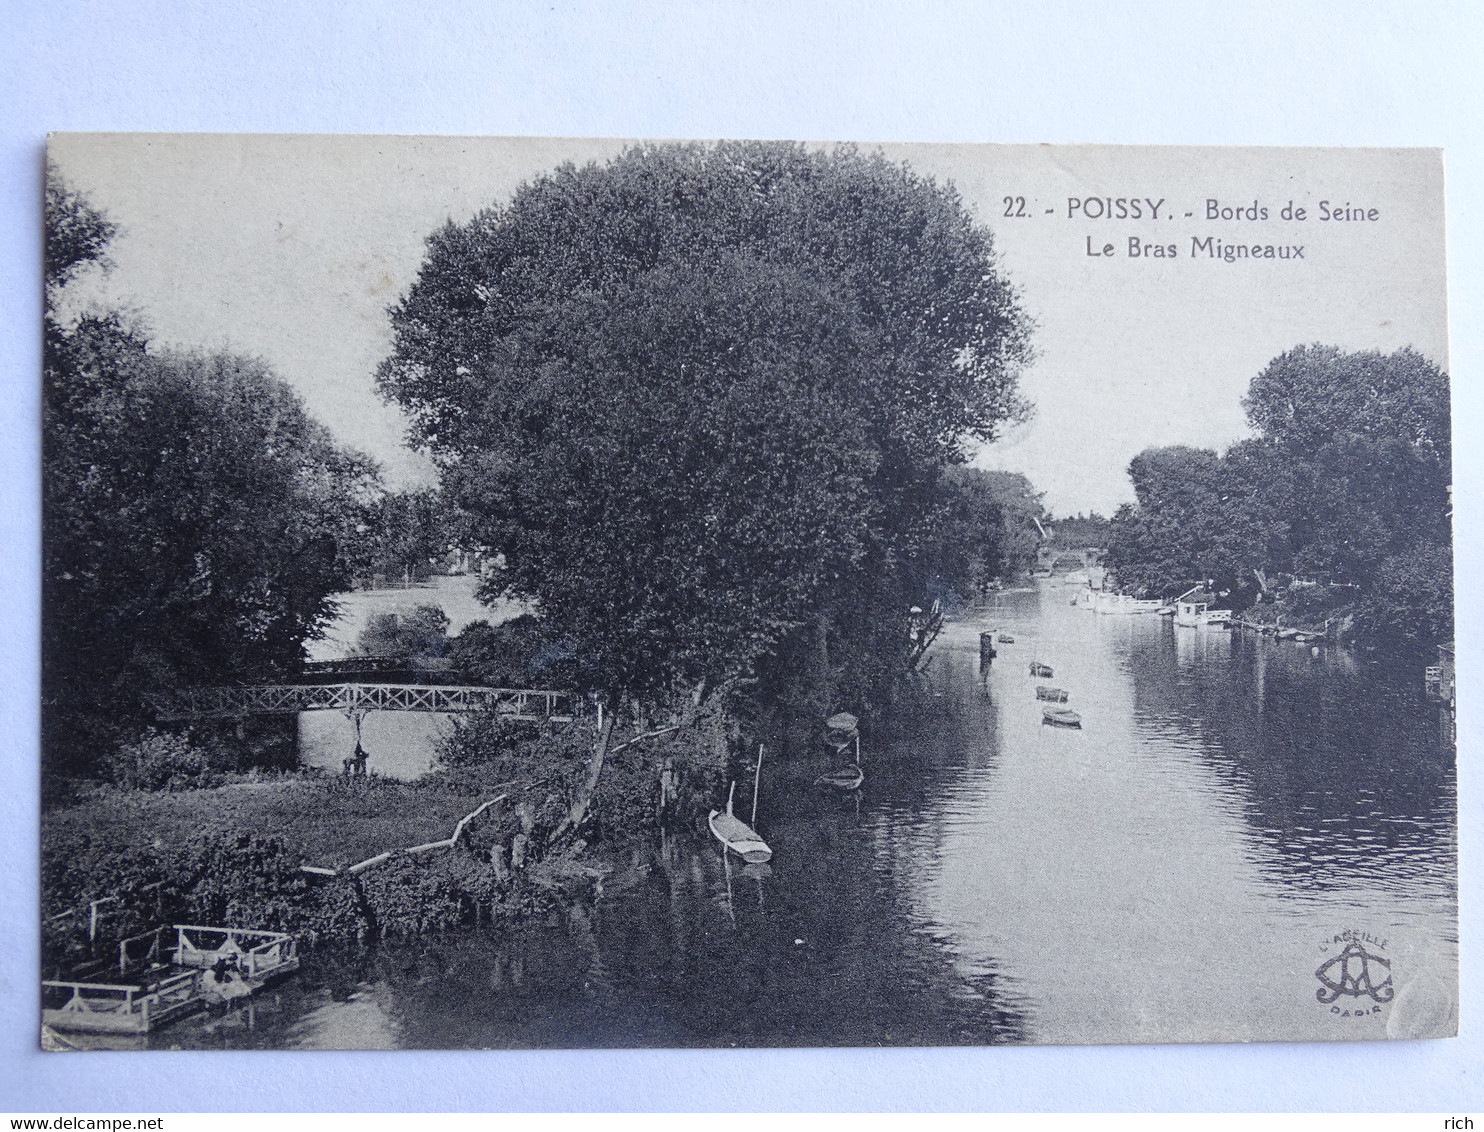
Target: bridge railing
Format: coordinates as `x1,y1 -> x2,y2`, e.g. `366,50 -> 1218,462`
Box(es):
149,683 -> 583,721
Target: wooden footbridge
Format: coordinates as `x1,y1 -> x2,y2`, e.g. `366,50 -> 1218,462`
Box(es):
150,683 -> 582,723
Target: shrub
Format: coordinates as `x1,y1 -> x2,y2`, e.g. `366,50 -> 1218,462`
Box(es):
356,603 -> 450,660
435,712 -> 543,769
445,614 -> 576,688
107,728 -> 222,791
358,853 -> 503,937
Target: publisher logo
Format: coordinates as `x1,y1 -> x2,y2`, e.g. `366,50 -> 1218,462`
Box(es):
1316,932 -> 1393,1007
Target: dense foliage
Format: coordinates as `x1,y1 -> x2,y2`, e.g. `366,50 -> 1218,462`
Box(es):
1047,512 -> 1112,550
1105,345 -> 1452,644
377,141 -> 1031,714
42,174 -> 378,774
925,468 -> 1047,596
355,603 -> 451,660
445,614 -> 576,688
344,488 -> 475,584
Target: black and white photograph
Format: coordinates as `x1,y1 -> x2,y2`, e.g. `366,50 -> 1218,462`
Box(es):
37,135 -> 1456,1055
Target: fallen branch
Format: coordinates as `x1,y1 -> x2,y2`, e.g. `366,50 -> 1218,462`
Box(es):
301,790 -> 511,878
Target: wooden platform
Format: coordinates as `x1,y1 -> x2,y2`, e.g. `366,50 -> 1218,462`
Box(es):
43,970 -> 204,1035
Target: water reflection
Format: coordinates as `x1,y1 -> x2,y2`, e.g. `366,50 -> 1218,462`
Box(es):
158,580 -> 1455,1049
910,585 -> 1455,1045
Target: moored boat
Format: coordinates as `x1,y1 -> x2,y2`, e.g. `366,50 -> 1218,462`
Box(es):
1035,686 -> 1069,703
709,782 -> 773,863
43,968 -> 204,1035
1042,706 -> 1082,728
1174,588 -> 1233,627
824,711 -> 859,753
1096,591 -> 1162,615
814,764 -> 864,790
1029,662 -> 1054,678
42,922 -> 300,1035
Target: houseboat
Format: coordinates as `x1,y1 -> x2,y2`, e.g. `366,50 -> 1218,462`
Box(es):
43,968 -> 204,1036
1173,588 -> 1233,628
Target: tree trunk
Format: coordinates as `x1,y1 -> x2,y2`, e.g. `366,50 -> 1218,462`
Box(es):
547,692 -> 621,847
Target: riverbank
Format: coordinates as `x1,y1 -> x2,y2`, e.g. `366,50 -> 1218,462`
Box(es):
41,586 -> 1458,1049
41,713 -> 732,967
42,772 -> 518,957
43,773 -> 499,871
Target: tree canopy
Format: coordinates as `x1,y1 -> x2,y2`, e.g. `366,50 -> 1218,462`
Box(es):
43,175 -> 378,771
378,141 -> 1031,706
1105,345 -> 1451,644
926,467 -> 1046,595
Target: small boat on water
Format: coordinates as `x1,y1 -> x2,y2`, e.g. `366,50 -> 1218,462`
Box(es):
1042,706 -> 1082,728
814,764 -> 864,790
825,711 -> 859,752
997,633 -> 1015,644
1029,662 -> 1054,679
1035,686 -> 1069,703
709,782 -> 772,864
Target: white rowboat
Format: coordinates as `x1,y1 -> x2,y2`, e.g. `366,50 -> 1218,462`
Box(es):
709,782 -> 772,863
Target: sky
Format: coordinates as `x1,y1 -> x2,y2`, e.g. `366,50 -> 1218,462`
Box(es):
49,135 -> 1448,517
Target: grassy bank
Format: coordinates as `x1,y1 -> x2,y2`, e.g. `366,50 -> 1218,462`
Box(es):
43,773 -> 497,871
42,715 -> 729,966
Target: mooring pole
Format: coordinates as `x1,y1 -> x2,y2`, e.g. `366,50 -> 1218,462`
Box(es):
751,745 -> 764,826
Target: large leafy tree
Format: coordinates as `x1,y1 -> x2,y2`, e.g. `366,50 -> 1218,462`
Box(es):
1106,345 -> 1451,642
378,142 -> 1030,832
1106,441 -> 1298,599
927,467 -> 1046,595
345,487 -> 473,583
43,175 -> 378,772
1105,446 -> 1225,597
1244,345 -> 1451,588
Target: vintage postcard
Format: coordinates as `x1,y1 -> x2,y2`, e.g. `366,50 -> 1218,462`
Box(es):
40,136 -> 1455,1049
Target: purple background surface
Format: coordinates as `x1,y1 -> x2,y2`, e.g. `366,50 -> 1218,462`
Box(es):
1,0 -> 1479,1111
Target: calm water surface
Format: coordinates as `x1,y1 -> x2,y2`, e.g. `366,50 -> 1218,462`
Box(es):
161,582 -> 1457,1049
297,576 -> 528,779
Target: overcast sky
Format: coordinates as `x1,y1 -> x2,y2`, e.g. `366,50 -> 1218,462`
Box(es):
49,135 -> 1448,517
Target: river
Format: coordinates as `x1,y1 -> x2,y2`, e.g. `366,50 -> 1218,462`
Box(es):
160,580 -> 1458,1049
297,575 -> 528,778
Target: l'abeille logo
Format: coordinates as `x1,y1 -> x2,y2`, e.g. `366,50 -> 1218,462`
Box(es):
1315,934 -> 1394,1005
